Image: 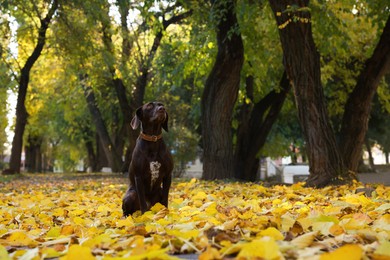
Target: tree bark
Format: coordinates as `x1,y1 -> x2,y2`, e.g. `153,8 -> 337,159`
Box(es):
234,72 -> 290,181
81,79 -> 123,172
269,0 -> 353,187
25,135 -> 43,173
201,0 -> 244,180
6,0 -> 58,174
339,16 -> 390,172
365,138 -> 376,172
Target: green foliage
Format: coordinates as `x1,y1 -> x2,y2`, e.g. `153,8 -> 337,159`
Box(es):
237,1 -> 284,100
0,89 -> 7,158
0,13 -> 12,159
311,0 -> 387,125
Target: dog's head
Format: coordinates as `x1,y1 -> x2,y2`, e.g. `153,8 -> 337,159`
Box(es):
131,102 -> 169,132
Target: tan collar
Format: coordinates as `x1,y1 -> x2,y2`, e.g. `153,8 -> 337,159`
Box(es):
139,132 -> 163,142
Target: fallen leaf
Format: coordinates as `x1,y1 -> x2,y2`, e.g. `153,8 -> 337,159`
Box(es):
320,244 -> 362,260
237,237 -> 281,259
60,245 -> 94,260
0,245 -> 10,260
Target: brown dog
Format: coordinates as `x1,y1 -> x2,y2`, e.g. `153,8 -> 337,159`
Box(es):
122,102 -> 173,216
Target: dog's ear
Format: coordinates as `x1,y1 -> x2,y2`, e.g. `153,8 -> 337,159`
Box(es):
162,112 -> 169,132
130,106 -> 143,130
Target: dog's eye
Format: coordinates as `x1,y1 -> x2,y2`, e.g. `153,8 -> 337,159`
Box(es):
146,103 -> 153,109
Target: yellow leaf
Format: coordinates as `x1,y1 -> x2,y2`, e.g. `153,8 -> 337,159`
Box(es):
46,226 -> 61,238
219,241 -> 243,256
151,203 -> 166,213
219,219 -> 237,230
70,209 -> 85,216
199,246 -> 221,260
97,205 -> 110,214
0,245 -> 10,260
61,245 -> 94,260
374,240 -> 390,257
237,237 -> 280,259
340,214 -> 371,230
6,231 -> 38,246
374,203 -> 390,212
42,247 -> 62,259
60,225 -> 74,235
153,207 -> 169,221
320,244 -> 362,260
83,234 -> 113,248
73,216 -> 85,225
192,191 -> 207,201
116,217 -> 134,228
312,221 -> 334,235
373,214 -> 390,231
329,224 -> 345,236
291,231 -> 317,249
166,229 -> 199,239
258,227 -> 284,240
281,212 -> 296,232
238,210 -> 254,220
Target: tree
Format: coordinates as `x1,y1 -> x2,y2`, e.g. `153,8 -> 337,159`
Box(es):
269,1 -> 351,187
201,0 -> 244,180
5,0 -> 58,174
269,1 -> 390,187
339,16 -> 390,172
234,72 -> 291,181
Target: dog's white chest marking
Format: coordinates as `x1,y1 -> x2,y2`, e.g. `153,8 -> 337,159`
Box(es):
150,161 -> 161,186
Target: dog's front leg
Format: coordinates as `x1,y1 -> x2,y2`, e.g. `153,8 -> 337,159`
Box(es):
135,176 -> 148,213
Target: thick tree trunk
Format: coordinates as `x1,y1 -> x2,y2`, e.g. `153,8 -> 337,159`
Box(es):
269,0 -> 353,187
25,135 -> 43,173
201,0 -> 244,180
234,72 -> 290,181
339,16 -> 390,172
6,0 -> 58,174
82,82 -> 123,172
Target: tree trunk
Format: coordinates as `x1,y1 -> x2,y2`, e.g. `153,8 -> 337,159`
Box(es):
82,80 -> 123,172
6,0 -> 58,174
365,138 -> 376,172
85,137 -> 97,172
25,135 -> 43,173
201,0 -> 244,180
339,16 -> 390,172
269,0 -> 353,187
95,133 -> 108,171
234,72 -> 290,181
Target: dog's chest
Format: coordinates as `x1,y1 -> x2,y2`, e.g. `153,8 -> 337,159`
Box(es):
149,161 -> 162,186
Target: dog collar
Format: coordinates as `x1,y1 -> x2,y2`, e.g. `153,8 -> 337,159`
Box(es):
139,132 -> 163,142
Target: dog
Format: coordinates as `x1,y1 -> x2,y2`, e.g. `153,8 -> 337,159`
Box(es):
122,102 -> 173,216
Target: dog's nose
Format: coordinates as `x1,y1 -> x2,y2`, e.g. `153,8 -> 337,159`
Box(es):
157,106 -> 165,111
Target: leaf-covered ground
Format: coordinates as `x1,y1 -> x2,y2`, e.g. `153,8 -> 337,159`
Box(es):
0,173 -> 389,259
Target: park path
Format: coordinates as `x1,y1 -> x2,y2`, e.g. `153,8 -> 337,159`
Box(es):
358,171 -> 390,186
